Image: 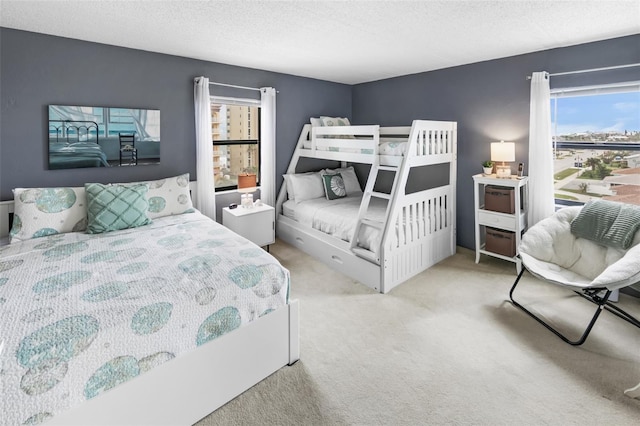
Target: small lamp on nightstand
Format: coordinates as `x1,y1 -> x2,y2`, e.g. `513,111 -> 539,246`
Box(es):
491,140 -> 515,178
237,173 -> 257,208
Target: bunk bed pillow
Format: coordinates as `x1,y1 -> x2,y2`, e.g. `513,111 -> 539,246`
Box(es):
9,186 -> 87,243
310,117 -> 324,127
323,166 -> 362,196
283,171 -> 316,202
288,172 -> 325,203
322,173 -> 348,200
319,117 -> 356,139
283,174 -> 295,201
320,116 -> 351,127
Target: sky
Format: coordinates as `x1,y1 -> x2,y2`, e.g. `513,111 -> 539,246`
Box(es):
551,91 -> 640,135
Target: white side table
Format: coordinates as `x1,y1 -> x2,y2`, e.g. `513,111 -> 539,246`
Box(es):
473,174 -> 529,273
222,204 -> 275,249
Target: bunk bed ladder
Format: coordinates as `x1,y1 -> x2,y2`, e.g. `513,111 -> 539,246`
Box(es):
350,163 -> 399,264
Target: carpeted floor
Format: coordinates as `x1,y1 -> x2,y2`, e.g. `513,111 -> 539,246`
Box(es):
197,240 -> 640,425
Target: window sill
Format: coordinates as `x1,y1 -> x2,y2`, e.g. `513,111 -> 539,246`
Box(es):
215,187 -> 261,195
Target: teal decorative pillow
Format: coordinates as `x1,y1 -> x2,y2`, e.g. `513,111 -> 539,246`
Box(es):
322,173 -> 347,200
125,173 -> 194,219
323,166 -> 362,195
9,187 -> 87,243
85,183 -> 151,234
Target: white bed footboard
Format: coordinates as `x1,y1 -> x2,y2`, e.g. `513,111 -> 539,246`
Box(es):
382,186 -> 455,292
47,300 -> 300,425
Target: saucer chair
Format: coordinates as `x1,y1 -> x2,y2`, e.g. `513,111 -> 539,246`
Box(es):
510,201 -> 640,346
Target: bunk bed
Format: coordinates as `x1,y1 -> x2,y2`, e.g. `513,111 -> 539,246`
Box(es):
0,178 -> 299,425
276,119 -> 457,294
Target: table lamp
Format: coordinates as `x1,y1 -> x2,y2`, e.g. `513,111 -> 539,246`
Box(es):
491,141 -> 515,178
237,173 -> 257,208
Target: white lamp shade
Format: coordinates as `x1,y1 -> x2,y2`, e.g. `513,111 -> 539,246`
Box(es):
491,141 -> 515,162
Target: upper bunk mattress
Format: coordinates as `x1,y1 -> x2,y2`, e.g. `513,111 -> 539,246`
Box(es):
301,138 -> 406,166
0,210 -> 289,425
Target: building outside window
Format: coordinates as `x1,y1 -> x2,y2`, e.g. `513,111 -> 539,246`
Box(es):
550,82 -> 640,206
210,97 -> 260,191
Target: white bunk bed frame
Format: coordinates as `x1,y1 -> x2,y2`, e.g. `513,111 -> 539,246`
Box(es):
276,120 -> 457,294
0,182 -> 300,425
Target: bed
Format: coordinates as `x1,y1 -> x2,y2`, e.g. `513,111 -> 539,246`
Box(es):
276,118 -> 457,294
48,120 -> 110,169
0,175 -> 299,425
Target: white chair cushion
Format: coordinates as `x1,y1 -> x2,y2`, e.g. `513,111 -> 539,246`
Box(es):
520,206 -> 640,291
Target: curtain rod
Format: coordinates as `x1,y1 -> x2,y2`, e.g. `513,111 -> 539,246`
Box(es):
209,81 -> 261,92
208,81 -> 279,93
527,63 -> 640,79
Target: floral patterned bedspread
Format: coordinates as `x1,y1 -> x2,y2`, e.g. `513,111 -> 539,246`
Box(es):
0,211 -> 289,425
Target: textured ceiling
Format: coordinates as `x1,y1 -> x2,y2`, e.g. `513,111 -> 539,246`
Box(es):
1,0 -> 639,84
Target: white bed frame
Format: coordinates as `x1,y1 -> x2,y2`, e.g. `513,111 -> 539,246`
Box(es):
276,120 -> 457,294
0,182 -> 300,425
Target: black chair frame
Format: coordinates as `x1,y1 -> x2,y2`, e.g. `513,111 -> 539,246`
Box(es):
510,267 -> 640,346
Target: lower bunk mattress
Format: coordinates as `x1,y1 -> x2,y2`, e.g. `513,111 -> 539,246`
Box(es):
282,194 -> 450,256
283,196 -> 388,253
0,211 -> 290,425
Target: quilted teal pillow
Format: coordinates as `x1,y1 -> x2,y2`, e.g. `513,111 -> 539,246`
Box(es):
322,173 -> 347,200
85,183 -> 151,234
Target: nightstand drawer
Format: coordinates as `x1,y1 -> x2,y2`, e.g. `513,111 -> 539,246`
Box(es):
478,210 -> 516,230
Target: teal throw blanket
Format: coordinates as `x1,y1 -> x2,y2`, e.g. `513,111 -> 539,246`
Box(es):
570,200 -> 640,250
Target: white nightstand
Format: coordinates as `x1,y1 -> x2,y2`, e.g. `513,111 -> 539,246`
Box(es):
222,203 -> 275,249
472,174 -> 529,273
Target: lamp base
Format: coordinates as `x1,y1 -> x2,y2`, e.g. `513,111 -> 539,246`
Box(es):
496,165 -> 511,178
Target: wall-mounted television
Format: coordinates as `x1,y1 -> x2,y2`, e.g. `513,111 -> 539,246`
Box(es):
48,105 -> 160,170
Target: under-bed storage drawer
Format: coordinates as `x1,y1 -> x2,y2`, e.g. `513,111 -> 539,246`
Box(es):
277,217 -> 381,291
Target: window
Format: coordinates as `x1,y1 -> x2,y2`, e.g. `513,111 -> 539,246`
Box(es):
210,96 -> 261,191
550,82 -> 640,206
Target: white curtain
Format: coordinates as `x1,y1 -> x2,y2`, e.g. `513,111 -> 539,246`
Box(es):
528,72 -> 555,227
194,76 -> 216,220
260,87 -> 277,207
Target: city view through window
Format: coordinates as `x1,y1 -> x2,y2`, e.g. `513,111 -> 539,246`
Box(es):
551,89 -> 640,206
211,103 -> 260,190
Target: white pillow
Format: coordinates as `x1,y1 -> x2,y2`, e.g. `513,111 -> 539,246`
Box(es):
310,117 -> 324,127
9,187 -> 87,243
320,116 -> 351,127
323,166 -> 362,195
288,172 -> 325,203
283,172 -> 317,202
283,174 -> 295,201
126,173 -> 194,219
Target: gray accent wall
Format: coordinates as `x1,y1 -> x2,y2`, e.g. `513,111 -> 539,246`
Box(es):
352,34 -> 640,250
1,28 -> 638,248
0,28 -> 351,219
